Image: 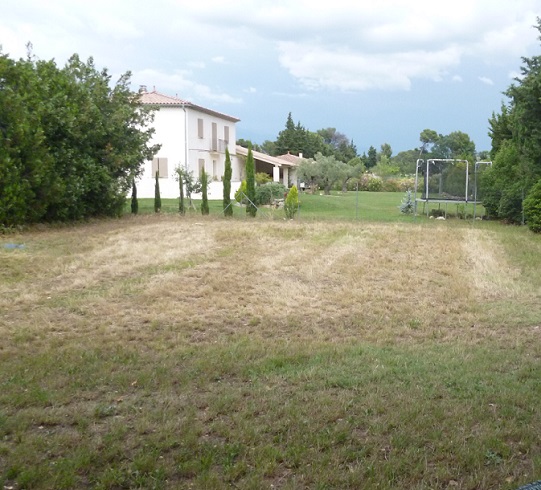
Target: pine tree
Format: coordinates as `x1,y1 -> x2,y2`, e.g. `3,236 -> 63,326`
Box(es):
154,171 -> 161,213
245,146 -> 257,217
201,168 -> 209,215
223,147 -> 233,216
399,190 -> 414,215
131,181 -> 138,214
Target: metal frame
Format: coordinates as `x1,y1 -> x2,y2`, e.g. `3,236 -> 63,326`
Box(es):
414,159 -> 492,219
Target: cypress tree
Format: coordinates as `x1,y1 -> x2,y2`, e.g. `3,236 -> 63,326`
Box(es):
246,146 -> 257,217
201,168 -> 209,215
131,180 -> 138,214
154,171 -> 161,213
223,147 -> 233,216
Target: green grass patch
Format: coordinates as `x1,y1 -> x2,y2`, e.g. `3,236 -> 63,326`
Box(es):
127,191 -> 485,223
1,342 -> 540,488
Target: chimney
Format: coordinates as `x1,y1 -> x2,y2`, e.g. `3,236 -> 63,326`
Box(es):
139,85 -> 147,93
299,152 -> 303,159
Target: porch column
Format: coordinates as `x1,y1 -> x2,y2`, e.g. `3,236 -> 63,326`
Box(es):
282,167 -> 289,186
273,165 -> 280,182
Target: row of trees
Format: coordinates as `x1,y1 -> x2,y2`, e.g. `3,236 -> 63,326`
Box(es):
0,48 -> 158,227
238,112 -> 482,191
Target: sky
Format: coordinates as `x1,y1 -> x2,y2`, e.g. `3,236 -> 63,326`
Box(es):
2,0 -> 541,155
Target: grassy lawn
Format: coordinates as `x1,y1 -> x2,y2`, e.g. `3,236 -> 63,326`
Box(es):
131,191 -> 486,223
1,197 -> 539,489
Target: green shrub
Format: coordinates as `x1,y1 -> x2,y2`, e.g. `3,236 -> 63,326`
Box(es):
235,180 -> 248,204
358,174 -> 383,192
524,179 -> 541,232
200,168 -> 209,215
399,190 -> 414,215
382,179 -> 401,192
255,172 -> 272,185
399,177 -> 415,192
255,182 -> 287,205
284,185 -> 299,219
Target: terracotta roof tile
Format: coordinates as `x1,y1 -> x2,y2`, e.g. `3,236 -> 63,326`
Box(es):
277,152 -> 304,163
139,90 -> 189,105
139,89 -> 240,122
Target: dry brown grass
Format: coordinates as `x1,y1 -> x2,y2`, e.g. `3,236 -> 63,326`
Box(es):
1,215 -> 539,353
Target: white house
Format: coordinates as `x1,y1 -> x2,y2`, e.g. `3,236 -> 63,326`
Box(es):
136,87 -> 242,199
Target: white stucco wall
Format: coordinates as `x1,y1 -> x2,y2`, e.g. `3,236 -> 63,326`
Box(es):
136,106 -> 186,198
136,104 -> 242,199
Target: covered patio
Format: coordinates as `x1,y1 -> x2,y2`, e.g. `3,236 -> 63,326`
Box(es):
236,146 -> 301,187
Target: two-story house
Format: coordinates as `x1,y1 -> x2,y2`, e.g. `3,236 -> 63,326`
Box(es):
136,87 -> 242,199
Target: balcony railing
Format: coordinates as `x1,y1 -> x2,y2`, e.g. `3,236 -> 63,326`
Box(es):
210,139 -> 228,153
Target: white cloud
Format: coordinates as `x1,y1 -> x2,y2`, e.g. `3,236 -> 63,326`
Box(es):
452,75 -> 463,83
244,87 -> 257,94
478,76 -> 494,86
278,43 -> 462,91
133,69 -> 242,104
272,91 -> 309,98
1,0 -> 540,98
188,61 -> 206,69
183,0 -> 540,92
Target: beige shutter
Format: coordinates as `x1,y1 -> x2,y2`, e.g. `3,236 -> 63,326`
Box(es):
152,158 -> 168,178
198,118 -> 204,138
212,122 -> 217,151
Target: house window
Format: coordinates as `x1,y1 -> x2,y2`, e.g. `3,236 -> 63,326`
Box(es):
211,122 -> 217,151
152,157 -> 168,178
198,158 -> 205,177
224,126 -> 230,144
198,118 -> 204,138
212,160 -> 217,180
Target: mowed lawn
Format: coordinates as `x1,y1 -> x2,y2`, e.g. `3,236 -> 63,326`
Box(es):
131,191 -> 486,222
1,198 -> 540,489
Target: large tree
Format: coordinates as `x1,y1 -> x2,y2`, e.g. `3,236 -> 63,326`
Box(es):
482,19 -> 541,227
297,153 -> 344,195
366,146 -> 378,169
0,50 -> 158,226
274,113 -> 329,158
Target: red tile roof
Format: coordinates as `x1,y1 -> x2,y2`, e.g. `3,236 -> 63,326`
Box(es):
277,152 -> 304,163
139,90 -> 189,105
139,89 -> 240,122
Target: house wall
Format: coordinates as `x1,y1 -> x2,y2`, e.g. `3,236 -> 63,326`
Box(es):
136,106 -> 186,199
136,104 -> 242,200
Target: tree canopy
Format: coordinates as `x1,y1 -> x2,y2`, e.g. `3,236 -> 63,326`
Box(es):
0,49 -> 158,226
481,18 -> 541,228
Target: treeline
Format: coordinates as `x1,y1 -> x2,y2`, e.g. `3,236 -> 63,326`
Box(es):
0,48 -> 158,227
239,110 -> 480,197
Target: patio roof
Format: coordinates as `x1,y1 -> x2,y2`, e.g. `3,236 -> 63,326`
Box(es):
236,146 -> 302,168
